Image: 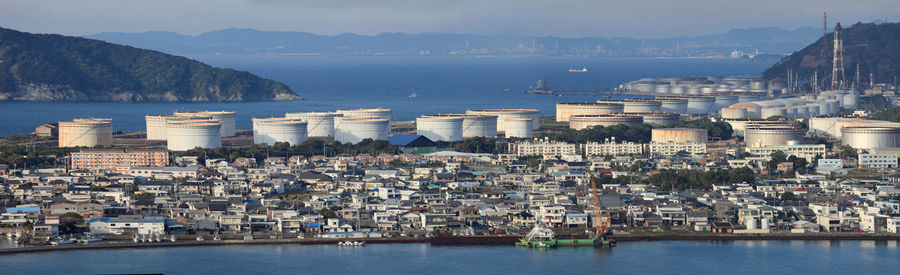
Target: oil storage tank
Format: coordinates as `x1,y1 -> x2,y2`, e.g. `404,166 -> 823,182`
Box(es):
504,117 -> 534,138
461,114 -> 498,138
253,117 -> 309,145
841,126 -> 900,149
174,111 -> 236,137
555,102 -> 624,122
417,115 -> 464,142
58,118 -> 113,148
651,128 -> 708,144
466,109 -> 540,132
744,127 -> 805,146
714,95 -> 739,110
166,120 -> 222,151
686,97 -> 715,114
569,114 -> 643,130
285,112 -> 339,137
639,113 -> 681,126
721,107 -> 749,119
658,98 -> 689,113
336,108 -> 392,134
598,100 -> 661,113
334,116 -> 390,143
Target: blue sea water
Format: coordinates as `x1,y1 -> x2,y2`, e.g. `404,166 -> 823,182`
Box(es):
0,56 -> 774,136
0,241 -> 898,274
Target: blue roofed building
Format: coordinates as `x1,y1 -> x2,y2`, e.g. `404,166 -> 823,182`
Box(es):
387,134 -> 437,154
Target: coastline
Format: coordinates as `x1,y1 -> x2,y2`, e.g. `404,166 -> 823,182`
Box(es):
3,233 -> 900,255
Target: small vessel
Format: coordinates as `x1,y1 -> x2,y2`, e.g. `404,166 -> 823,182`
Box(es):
503,88 -> 512,92
569,67 -> 588,72
408,92 -> 417,98
170,235 -> 177,242
196,236 -> 205,241
81,236 -> 103,244
515,223 -> 556,248
526,78 -> 553,94
517,174 -> 616,248
338,240 -> 365,246
133,235 -> 141,243
51,238 -> 76,246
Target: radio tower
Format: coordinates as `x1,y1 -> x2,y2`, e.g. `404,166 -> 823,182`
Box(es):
830,23 -> 845,90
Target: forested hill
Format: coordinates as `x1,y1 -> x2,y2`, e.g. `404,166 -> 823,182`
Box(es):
0,26 -> 301,102
762,22 -> 900,85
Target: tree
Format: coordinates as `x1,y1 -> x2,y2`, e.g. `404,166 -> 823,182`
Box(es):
780,192 -> 797,201
767,151 -> 788,172
131,192 -> 155,201
319,208 -> 338,219
840,145 -> 858,159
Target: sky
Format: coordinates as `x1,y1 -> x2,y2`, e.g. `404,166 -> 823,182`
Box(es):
1,0 -> 898,38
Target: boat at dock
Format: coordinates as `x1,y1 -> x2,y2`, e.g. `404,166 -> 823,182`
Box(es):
569,67 -> 588,72
516,174 -> 616,248
338,240 -> 365,246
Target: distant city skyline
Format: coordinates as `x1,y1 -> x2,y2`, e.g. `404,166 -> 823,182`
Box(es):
1,0 -> 898,38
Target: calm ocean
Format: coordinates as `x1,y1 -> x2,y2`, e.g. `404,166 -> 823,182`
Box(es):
0,241 -> 898,274
0,56 -> 774,136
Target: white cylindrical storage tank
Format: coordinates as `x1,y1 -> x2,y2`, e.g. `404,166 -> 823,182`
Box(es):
686,97 -> 716,114
700,86 -> 715,94
336,108 -> 392,134
760,218 -> 770,230
569,114 -> 643,130
655,85 -> 671,94
145,115 -> 171,141
842,92 -> 859,109
658,98 -> 689,113
466,109 -> 540,132
166,120 -> 221,151
807,105 -> 821,117
750,79 -> 767,90
714,95 -> 739,110
686,86 -> 702,95
744,127 -> 805,146
619,100 -> 662,113
761,108 -> 787,119
504,118 -> 534,138
670,86 -> 685,95
556,103 -> 624,122
721,107 -> 749,119
417,115 -> 464,142
652,128 -> 708,143
253,117 -> 308,146
58,118 -> 113,148
286,112 -> 338,137
461,115 -> 498,138
841,126 -> 900,149
334,116 -> 390,144
174,111 -> 236,137
640,113 -> 681,126
795,106 -> 809,118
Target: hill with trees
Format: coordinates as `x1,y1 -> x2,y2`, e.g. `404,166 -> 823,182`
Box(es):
0,26 -> 301,102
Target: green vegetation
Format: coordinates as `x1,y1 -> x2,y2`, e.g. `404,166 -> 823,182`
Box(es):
538,124 -> 654,143
435,137 -> 505,154
179,139 -> 398,164
870,106 -> 900,122
667,118 -> 733,141
762,22 -> 900,85
0,26 -> 300,102
0,145 -> 78,167
642,167 -> 757,190
131,192 -> 156,201
766,151 -> 809,175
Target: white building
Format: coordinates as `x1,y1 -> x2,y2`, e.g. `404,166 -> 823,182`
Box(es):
649,142 -> 706,156
858,153 -> 898,169
89,216 -> 165,235
745,144 -> 826,162
509,138 -> 576,157
583,139 -> 645,156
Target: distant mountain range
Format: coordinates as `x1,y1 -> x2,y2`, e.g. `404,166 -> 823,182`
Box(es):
86,27 -> 823,57
763,22 -> 900,85
0,26 -> 300,102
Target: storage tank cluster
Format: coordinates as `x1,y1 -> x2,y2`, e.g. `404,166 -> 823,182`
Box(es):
555,102 -> 624,121
173,111 -> 236,137
335,108 -> 392,134
619,76 -> 769,95
58,118 -> 113,148
166,119 -> 222,151
252,117 -> 308,146
415,114 -> 498,141
145,115 -> 210,141
808,117 -> 900,139
651,128 -> 708,144
465,109 -> 540,135
743,125 -> 806,147
724,119 -> 793,137
724,96 -> 844,119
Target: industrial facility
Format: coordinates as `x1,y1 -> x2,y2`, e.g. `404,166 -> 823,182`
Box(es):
466,109 -> 540,132
555,102 -> 623,122
165,119 -> 222,151
651,128 -> 708,144
503,117 -> 534,138
597,99 -> 661,113
58,118 -> 113,148
568,114 -> 643,130
744,126 -> 806,147
173,111 -> 236,137
416,115 -> 465,142
285,112 -> 340,137
336,108 -> 392,134
334,116 -> 391,144
252,117 -> 309,146
841,126 -> 900,150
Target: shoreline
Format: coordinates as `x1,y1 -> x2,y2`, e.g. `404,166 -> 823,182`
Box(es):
3,233 -> 900,255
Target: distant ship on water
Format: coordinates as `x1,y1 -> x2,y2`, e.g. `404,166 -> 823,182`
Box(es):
569,67 -> 588,72
408,92 -> 417,98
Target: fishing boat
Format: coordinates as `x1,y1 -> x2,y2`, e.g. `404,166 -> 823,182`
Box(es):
80,235 -> 103,244
51,237 -> 76,246
338,240 -> 365,246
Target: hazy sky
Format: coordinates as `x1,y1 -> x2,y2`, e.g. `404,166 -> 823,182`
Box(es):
2,0 -> 897,38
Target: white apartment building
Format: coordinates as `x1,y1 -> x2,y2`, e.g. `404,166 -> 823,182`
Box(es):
858,154 -> 898,169
745,144 -> 826,162
509,138 -> 577,157
89,216 -> 165,235
649,142 -> 706,156
583,139 -> 645,156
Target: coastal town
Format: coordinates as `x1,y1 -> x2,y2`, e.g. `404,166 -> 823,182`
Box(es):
2,76 -> 900,249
